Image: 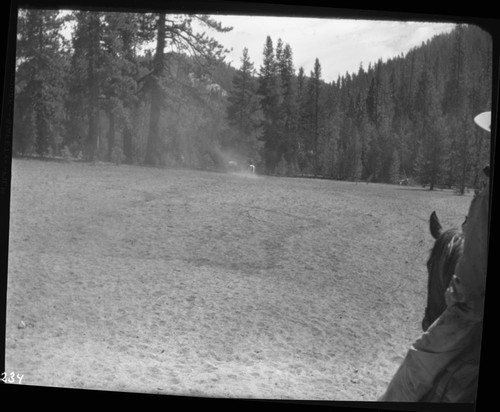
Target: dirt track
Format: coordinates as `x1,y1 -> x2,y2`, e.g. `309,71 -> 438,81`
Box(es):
5,159 -> 472,400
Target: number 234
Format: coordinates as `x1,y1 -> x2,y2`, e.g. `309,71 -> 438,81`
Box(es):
1,372 -> 24,384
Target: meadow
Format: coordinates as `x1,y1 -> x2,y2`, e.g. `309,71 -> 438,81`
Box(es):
4,158 -> 473,400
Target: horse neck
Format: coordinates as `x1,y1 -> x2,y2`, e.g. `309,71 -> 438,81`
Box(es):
424,229 -> 464,328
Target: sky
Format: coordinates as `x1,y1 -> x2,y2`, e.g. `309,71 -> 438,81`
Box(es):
202,15 -> 457,83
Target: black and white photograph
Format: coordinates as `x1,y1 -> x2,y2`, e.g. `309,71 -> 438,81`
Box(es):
1,0 -> 497,407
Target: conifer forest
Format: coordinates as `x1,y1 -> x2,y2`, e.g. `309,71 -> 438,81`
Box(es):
13,9 -> 492,193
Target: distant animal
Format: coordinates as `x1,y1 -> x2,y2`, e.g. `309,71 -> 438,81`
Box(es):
422,211 -> 464,331
248,164 -> 255,173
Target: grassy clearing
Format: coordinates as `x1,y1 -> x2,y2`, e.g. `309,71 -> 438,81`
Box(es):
5,158 -> 472,400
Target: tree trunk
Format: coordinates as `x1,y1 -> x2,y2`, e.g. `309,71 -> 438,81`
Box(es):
145,85 -> 162,166
123,126 -> 134,164
86,13 -> 100,162
34,20 -> 48,155
144,14 -> 166,166
107,109 -> 115,161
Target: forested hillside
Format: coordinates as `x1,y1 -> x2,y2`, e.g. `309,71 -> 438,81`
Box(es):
13,9 -> 492,191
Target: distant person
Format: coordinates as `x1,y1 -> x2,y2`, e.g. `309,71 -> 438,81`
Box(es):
379,111 -> 491,402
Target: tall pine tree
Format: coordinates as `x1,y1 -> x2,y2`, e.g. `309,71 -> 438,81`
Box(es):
14,9 -> 67,156
277,42 -> 297,169
414,55 -> 446,190
67,10 -> 103,161
258,36 -> 282,173
306,58 -> 322,175
226,47 -> 263,161
141,14 -> 231,166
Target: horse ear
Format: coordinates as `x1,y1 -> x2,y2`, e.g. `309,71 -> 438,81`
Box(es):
430,211 -> 442,239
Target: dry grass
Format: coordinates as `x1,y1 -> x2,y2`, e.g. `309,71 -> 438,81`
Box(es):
5,158 -> 472,400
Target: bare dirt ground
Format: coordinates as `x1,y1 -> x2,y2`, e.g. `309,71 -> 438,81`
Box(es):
4,158 -> 473,400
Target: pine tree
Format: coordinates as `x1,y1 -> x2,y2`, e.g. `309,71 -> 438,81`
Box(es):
277,42 -> 297,168
295,66 -> 308,174
414,58 -> 446,190
141,14 -> 231,166
304,58 -> 322,175
99,12 -> 140,163
115,13 -> 141,164
66,11 -> 104,161
143,13 -> 166,166
353,129 -> 363,182
87,12 -> 101,161
258,36 -> 282,173
14,9 -> 67,156
226,47 -> 263,159
365,77 -> 376,124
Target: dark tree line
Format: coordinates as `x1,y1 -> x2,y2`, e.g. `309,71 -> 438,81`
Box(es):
13,10 -> 492,192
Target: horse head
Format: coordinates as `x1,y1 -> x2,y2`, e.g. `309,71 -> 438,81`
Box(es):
422,212 -> 464,331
